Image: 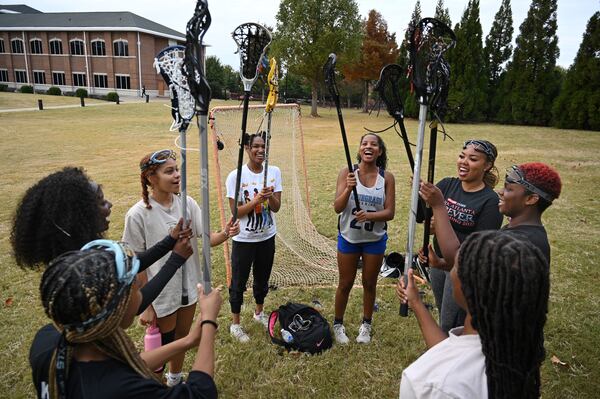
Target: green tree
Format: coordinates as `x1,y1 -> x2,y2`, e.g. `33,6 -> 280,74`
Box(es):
280,70 -> 311,100
484,0 -> 513,119
273,0 -> 362,117
223,65 -> 242,99
446,0 -> 487,122
344,10 -> 399,112
434,0 -> 452,27
497,0 -> 559,125
205,56 -> 225,99
396,1 -> 422,119
552,12 -> 600,130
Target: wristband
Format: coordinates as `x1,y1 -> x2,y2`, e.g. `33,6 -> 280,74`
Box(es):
200,319 -> 218,330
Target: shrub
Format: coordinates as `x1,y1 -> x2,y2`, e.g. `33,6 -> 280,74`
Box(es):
19,85 -> 33,94
46,86 -> 62,96
75,88 -> 88,98
106,92 -> 119,102
0,84 -> 7,92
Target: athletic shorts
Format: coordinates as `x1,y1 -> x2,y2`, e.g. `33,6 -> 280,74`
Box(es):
337,233 -> 387,255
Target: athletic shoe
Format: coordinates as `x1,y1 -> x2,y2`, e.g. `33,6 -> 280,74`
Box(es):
356,322 -> 372,344
166,372 -> 184,387
333,323 -> 349,345
252,311 -> 269,328
230,324 -> 250,343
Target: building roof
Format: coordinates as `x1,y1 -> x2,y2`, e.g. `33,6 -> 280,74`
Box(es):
0,4 -> 41,14
0,11 -> 185,41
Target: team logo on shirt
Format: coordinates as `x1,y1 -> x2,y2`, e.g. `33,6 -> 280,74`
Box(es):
445,197 -> 475,227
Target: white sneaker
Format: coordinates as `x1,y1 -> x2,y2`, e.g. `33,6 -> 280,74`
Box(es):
166,372 -> 183,387
333,323 -> 350,345
356,322 -> 372,344
253,311 -> 269,328
229,324 -> 250,343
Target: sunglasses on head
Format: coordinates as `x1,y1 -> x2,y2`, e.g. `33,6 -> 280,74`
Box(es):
505,165 -> 554,202
140,149 -> 176,171
463,139 -> 496,161
63,240 -> 140,333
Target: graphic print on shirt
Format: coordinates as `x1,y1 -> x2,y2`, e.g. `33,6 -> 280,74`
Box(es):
445,197 -> 476,228
241,176 -> 276,234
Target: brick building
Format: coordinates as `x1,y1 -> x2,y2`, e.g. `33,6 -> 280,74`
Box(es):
0,4 -> 200,97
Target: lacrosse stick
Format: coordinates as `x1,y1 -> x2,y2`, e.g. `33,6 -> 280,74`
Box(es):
154,44 -> 193,305
324,53 -> 361,211
183,0 -> 213,293
401,18 -> 455,317
231,22 -> 272,221
263,57 -> 278,188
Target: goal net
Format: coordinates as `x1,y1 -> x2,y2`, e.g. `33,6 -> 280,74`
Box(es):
209,103 -> 339,287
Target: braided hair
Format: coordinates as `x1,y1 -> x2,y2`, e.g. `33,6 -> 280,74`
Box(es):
41,249 -> 160,398
457,231 -> 549,399
356,133 -> 388,170
139,153 -> 163,209
11,167 -> 104,267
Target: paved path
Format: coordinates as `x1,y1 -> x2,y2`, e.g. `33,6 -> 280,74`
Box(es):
0,98 -> 150,113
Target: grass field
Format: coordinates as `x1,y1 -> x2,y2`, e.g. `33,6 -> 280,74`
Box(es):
0,96 -> 599,398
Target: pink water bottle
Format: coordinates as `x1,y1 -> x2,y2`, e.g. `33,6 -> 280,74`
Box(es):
144,323 -> 162,352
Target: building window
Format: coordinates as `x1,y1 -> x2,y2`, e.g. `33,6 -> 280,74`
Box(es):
50,39 -> 63,55
11,39 -> 24,54
91,40 -> 105,56
93,74 -> 108,88
30,39 -> 43,54
70,39 -> 84,55
0,39 -> 5,53
113,40 -> 129,57
33,71 -> 46,84
0,69 -> 8,82
15,70 -> 28,83
72,73 -> 87,87
52,72 -> 65,85
115,75 -> 131,89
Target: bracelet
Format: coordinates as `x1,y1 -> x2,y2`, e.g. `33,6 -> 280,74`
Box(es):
200,319 -> 218,330
222,229 -> 230,238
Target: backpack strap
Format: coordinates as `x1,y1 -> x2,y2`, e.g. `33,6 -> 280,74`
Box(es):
267,310 -> 291,349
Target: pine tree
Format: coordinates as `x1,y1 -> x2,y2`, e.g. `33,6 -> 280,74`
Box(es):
484,0 -> 513,119
552,11 -> 600,130
397,0 -> 422,118
446,0 -> 487,122
434,0 -> 452,27
498,0 -> 559,125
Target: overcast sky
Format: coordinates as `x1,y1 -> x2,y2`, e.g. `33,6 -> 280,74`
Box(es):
12,0 -> 600,68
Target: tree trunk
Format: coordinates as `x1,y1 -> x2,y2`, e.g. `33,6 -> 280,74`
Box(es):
361,80 -> 369,113
311,83 -> 319,117
347,96 -> 351,108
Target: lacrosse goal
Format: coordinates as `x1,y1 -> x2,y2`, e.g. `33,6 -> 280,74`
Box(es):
210,103 -> 339,287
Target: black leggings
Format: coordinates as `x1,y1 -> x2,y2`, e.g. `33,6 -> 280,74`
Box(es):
229,236 -> 276,314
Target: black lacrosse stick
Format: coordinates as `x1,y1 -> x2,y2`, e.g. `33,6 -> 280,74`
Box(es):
231,23 -> 272,222
324,53 -> 361,211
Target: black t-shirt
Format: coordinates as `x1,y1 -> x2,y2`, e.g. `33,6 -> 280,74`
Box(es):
30,324 -> 217,399
434,177 -> 503,254
503,224 -> 551,265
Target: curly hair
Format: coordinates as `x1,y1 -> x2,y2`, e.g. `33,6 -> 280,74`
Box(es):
42,249 -> 159,398
11,167 -> 104,268
518,162 -> 562,212
356,133 -> 388,170
458,231 -> 549,399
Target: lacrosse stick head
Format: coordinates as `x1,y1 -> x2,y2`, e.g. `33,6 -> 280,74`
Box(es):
265,58 -> 279,113
184,0 -> 212,115
323,53 -> 339,99
374,64 -> 405,121
408,17 -> 456,103
428,57 -> 451,119
155,45 -> 195,123
232,23 -> 272,92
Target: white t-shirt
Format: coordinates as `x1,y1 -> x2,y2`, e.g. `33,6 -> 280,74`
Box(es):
225,164 -> 282,243
399,327 -> 488,399
122,195 -> 202,317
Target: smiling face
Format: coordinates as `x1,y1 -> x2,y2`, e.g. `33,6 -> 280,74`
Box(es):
246,136 -> 265,166
96,186 -> 113,232
457,145 -> 491,184
358,134 -> 382,164
498,179 -> 539,217
149,159 -> 180,194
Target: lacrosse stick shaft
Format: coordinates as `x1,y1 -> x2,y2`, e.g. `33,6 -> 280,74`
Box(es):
179,127 -> 189,304
263,111 -> 272,187
233,92 -> 251,221
334,96 -> 361,211
400,103 -> 428,317
197,113 -> 212,294
421,120 -> 438,266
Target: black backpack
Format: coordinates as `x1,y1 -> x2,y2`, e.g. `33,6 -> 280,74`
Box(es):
268,302 -> 332,354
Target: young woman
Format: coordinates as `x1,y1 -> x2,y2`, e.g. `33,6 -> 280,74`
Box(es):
420,161 -> 562,267
30,241 -> 223,399
123,149 -> 239,386
397,230 -> 549,398
420,139 -> 503,333
333,133 -> 395,344
225,133 -> 282,342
